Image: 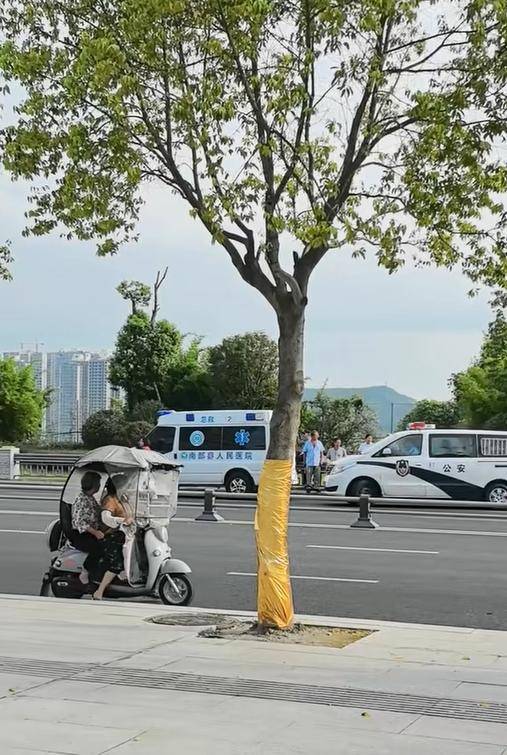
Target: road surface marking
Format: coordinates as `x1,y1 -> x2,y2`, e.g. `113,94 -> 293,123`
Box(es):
174,517 -> 507,537
227,572 -> 379,584
307,545 -> 439,555
0,529 -> 44,534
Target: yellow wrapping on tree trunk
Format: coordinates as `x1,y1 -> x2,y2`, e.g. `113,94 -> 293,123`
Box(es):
255,458 -> 294,629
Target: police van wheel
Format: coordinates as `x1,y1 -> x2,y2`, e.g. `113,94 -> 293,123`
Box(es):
225,471 -> 254,494
348,478 -> 381,499
485,482 -> 507,505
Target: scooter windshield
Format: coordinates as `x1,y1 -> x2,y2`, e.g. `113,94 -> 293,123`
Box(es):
137,468 -> 179,524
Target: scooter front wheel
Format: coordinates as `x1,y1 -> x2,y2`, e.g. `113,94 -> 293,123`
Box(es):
158,574 -> 193,606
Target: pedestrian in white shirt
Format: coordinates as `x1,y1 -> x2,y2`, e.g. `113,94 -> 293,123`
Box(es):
326,438 -> 347,464
302,431 -> 325,490
358,433 -> 374,454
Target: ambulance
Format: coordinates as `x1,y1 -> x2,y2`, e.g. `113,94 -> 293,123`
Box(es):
147,409 -> 292,492
325,423 -> 507,503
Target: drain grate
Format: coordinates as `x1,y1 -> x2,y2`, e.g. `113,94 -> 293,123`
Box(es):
1,655 -> 507,724
0,656 -> 92,678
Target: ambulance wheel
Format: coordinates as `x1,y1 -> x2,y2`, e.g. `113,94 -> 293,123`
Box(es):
225,470 -> 254,494
485,481 -> 507,504
158,574 -> 193,606
348,478 -> 381,499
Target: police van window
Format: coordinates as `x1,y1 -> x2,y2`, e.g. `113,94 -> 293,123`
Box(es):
430,434 -> 477,458
479,436 -> 507,457
180,426 -> 222,451
376,434 -> 422,457
222,426 -> 266,451
147,426 -> 175,454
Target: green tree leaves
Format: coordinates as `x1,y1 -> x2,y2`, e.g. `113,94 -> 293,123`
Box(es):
301,391 -> 380,450
0,357 -> 46,442
208,332 -> 278,409
398,400 -> 461,430
452,310 -> 507,428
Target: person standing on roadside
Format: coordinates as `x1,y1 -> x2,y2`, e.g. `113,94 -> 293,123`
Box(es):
326,438 -> 347,464
358,433 -> 374,454
303,431 -> 325,490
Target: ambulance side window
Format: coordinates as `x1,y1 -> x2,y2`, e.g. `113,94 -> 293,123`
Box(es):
377,434 -> 423,457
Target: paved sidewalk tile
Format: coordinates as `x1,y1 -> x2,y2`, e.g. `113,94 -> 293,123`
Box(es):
0,719 -> 143,754
0,673 -> 50,697
106,725 -> 505,755
404,716 -> 507,747
454,681 -> 507,703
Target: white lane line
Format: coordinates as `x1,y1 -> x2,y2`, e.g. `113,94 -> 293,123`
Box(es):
227,571 -> 379,584
174,517 -> 507,537
0,529 -> 44,534
307,545 -> 439,555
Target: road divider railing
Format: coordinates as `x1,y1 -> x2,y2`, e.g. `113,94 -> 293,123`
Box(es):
14,453 -> 80,478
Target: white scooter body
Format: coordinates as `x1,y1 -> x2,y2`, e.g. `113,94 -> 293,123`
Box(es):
42,520 -> 192,604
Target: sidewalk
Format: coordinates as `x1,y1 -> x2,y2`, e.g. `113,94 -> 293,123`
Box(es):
1,596 -> 507,754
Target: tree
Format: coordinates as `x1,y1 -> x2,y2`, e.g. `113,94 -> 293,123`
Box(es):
110,311 -> 182,412
116,280 -> 152,316
302,392 -> 379,451
398,400 -> 461,430
81,409 -> 128,448
111,271 -> 212,413
81,409 -> 153,448
452,310 -> 507,429
2,1 -> 507,628
0,358 -> 46,442
208,332 -> 278,409
0,242 -> 12,281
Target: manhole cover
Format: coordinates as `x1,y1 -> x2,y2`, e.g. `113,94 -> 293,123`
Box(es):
148,613 -> 241,627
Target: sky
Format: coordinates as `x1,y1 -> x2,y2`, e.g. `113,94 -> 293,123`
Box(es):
0,171 -> 492,401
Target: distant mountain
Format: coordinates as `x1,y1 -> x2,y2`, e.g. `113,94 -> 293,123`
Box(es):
303,385 -> 416,434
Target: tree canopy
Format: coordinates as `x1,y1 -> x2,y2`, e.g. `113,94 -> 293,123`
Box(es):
110,310 -> 182,412
0,357 -> 46,442
110,275 -> 212,413
1,1 -> 506,295
208,331 -> 278,409
452,310 -> 507,429
81,408 -> 152,448
301,391 -> 379,450
398,399 -> 461,430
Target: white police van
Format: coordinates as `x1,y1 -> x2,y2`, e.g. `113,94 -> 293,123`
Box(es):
147,409 -> 273,493
325,423 -> 507,503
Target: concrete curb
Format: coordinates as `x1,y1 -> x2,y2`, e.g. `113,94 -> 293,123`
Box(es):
0,592 -> 477,634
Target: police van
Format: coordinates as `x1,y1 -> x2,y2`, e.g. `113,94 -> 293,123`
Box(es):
146,409 -> 276,492
325,423 -> 507,503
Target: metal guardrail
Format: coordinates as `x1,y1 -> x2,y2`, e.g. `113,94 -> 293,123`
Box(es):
15,453 -> 80,477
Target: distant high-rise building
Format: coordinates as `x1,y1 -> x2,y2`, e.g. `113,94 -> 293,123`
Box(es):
3,348 -> 120,443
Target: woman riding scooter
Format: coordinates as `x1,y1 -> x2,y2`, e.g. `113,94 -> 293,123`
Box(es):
93,477 -> 135,600
71,471 -> 105,585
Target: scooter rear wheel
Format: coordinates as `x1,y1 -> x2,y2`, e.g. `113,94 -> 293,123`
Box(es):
158,574 -> 193,606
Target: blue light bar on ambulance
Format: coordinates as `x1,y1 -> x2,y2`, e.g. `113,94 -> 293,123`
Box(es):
246,412 -> 265,421
186,413 -> 195,421
156,409 -> 174,417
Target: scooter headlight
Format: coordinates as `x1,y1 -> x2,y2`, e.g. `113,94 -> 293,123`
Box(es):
153,526 -> 168,543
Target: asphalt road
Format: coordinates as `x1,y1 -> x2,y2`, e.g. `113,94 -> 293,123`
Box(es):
2,485 -> 507,630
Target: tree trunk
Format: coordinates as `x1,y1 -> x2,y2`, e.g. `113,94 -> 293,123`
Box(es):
255,302 -> 305,629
